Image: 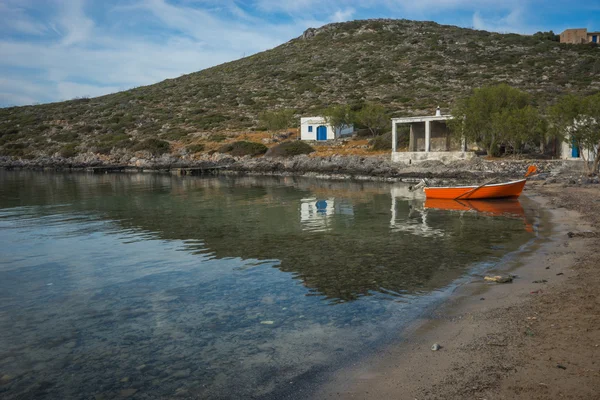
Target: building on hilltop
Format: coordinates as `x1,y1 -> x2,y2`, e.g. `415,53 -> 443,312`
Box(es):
300,117 -> 353,141
560,28 -> 599,44
390,107 -> 474,164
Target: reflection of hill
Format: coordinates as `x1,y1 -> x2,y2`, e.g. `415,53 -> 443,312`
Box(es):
0,171 -> 535,302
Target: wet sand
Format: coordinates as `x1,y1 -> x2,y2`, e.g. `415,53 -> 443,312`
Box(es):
315,183 -> 600,399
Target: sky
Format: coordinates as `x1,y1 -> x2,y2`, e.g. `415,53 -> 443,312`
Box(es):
0,0 -> 599,107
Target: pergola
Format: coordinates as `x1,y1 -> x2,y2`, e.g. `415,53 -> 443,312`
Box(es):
390,111 -> 473,164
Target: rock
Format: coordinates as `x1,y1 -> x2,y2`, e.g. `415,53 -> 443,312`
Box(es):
171,369 -> 191,379
532,280 -> 548,283
120,377 -> 130,383
0,375 -> 13,385
556,364 -> 567,370
260,320 -> 274,325
484,275 -> 513,283
119,388 -> 138,397
431,343 -> 441,351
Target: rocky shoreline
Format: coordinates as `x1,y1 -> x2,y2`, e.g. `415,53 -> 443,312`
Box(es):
2,154 -> 596,185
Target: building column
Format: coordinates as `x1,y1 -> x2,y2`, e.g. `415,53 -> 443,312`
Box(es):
425,120 -> 431,152
461,136 -> 466,152
391,121 -> 397,153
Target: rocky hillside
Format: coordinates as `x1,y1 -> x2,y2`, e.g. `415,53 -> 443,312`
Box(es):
1,19 -> 599,159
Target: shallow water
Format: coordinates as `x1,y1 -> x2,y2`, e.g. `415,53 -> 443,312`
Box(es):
0,171 -> 539,399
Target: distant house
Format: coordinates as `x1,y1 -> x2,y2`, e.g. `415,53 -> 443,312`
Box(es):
560,28 -> 599,44
300,117 -> 353,141
560,119 -> 597,162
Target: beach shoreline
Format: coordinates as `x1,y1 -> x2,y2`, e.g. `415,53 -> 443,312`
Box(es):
314,183 -> 600,399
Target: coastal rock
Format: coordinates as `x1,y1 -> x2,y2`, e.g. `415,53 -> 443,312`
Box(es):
484,275 -> 513,283
431,343 -> 441,351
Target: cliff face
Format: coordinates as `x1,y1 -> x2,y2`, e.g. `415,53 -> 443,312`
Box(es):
1,19 -> 599,159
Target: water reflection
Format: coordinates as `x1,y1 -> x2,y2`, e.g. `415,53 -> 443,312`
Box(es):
300,197 -> 354,232
0,171 -> 540,400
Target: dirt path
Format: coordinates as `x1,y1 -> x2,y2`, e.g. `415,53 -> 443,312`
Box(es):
315,184 -> 600,399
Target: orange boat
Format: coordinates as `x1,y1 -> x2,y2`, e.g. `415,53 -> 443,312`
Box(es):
423,166 -> 537,200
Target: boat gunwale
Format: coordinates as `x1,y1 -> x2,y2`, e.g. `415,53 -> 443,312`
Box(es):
424,179 -> 526,191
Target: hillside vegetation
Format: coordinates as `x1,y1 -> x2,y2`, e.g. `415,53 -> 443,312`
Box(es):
1,19 -> 599,159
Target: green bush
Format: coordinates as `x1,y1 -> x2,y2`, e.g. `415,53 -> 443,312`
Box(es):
265,141 -> 315,157
186,144 -> 205,153
60,144 -> 78,158
132,138 -> 171,155
0,143 -> 27,157
370,132 -> 393,151
218,141 -> 267,157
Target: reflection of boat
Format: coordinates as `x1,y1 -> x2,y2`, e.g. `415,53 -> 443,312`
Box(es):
423,166 -> 537,200
424,198 -> 525,217
425,198 -> 534,232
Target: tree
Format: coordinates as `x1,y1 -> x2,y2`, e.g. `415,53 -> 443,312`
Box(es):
258,109 -> 296,131
532,31 -> 560,42
496,106 -> 544,154
549,94 -> 600,175
448,84 -> 536,156
355,103 -> 388,137
322,104 -> 353,136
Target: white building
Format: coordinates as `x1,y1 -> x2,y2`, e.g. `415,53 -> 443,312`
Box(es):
391,107 -> 474,164
300,117 -> 353,141
560,119 -> 597,162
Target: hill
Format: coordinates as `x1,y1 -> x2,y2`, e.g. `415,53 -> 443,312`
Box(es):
1,19 -> 599,159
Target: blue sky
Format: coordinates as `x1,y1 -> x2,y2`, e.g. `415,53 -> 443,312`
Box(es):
1,0 -> 599,107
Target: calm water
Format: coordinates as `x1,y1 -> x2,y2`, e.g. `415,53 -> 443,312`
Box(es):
0,171 -> 540,399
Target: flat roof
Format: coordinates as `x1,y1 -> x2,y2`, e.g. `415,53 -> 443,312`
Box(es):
391,115 -> 453,123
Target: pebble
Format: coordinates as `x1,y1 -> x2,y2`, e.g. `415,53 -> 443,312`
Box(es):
431,343 -> 441,351
119,388 -> 138,397
260,321 -> 274,325
171,369 -> 191,379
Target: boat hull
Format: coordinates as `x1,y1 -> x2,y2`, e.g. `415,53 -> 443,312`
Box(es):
424,179 -> 526,200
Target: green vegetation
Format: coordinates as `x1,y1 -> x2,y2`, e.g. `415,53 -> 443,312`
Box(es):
448,84 -> 544,156
132,139 -> 171,156
0,19 -> 599,159
322,105 -> 353,135
218,141 -> 268,157
186,144 -> 205,154
549,93 -> 600,174
354,103 -> 388,136
259,109 -> 296,131
265,141 -> 315,157
370,131 -> 393,151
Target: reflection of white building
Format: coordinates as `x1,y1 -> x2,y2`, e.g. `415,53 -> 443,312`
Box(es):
389,187 -> 444,237
300,198 -> 353,232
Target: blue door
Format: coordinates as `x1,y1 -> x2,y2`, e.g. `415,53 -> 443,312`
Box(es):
316,125 -> 327,140
572,143 -> 580,158
593,35 -> 598,43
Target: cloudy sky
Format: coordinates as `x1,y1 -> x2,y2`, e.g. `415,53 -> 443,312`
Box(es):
1,0 -> 598,107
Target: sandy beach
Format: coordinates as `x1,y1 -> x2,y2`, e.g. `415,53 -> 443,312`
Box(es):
315,183 -> 600,399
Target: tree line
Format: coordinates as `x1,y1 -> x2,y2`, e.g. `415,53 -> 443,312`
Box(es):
448,84 -> 600,174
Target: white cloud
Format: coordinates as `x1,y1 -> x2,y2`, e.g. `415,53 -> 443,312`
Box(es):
58,0 -> 95,46
472,8 -> 528,33
331,8 -> 355,23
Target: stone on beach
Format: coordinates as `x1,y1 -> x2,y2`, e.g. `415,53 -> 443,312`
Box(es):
484,275 -> 513,283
